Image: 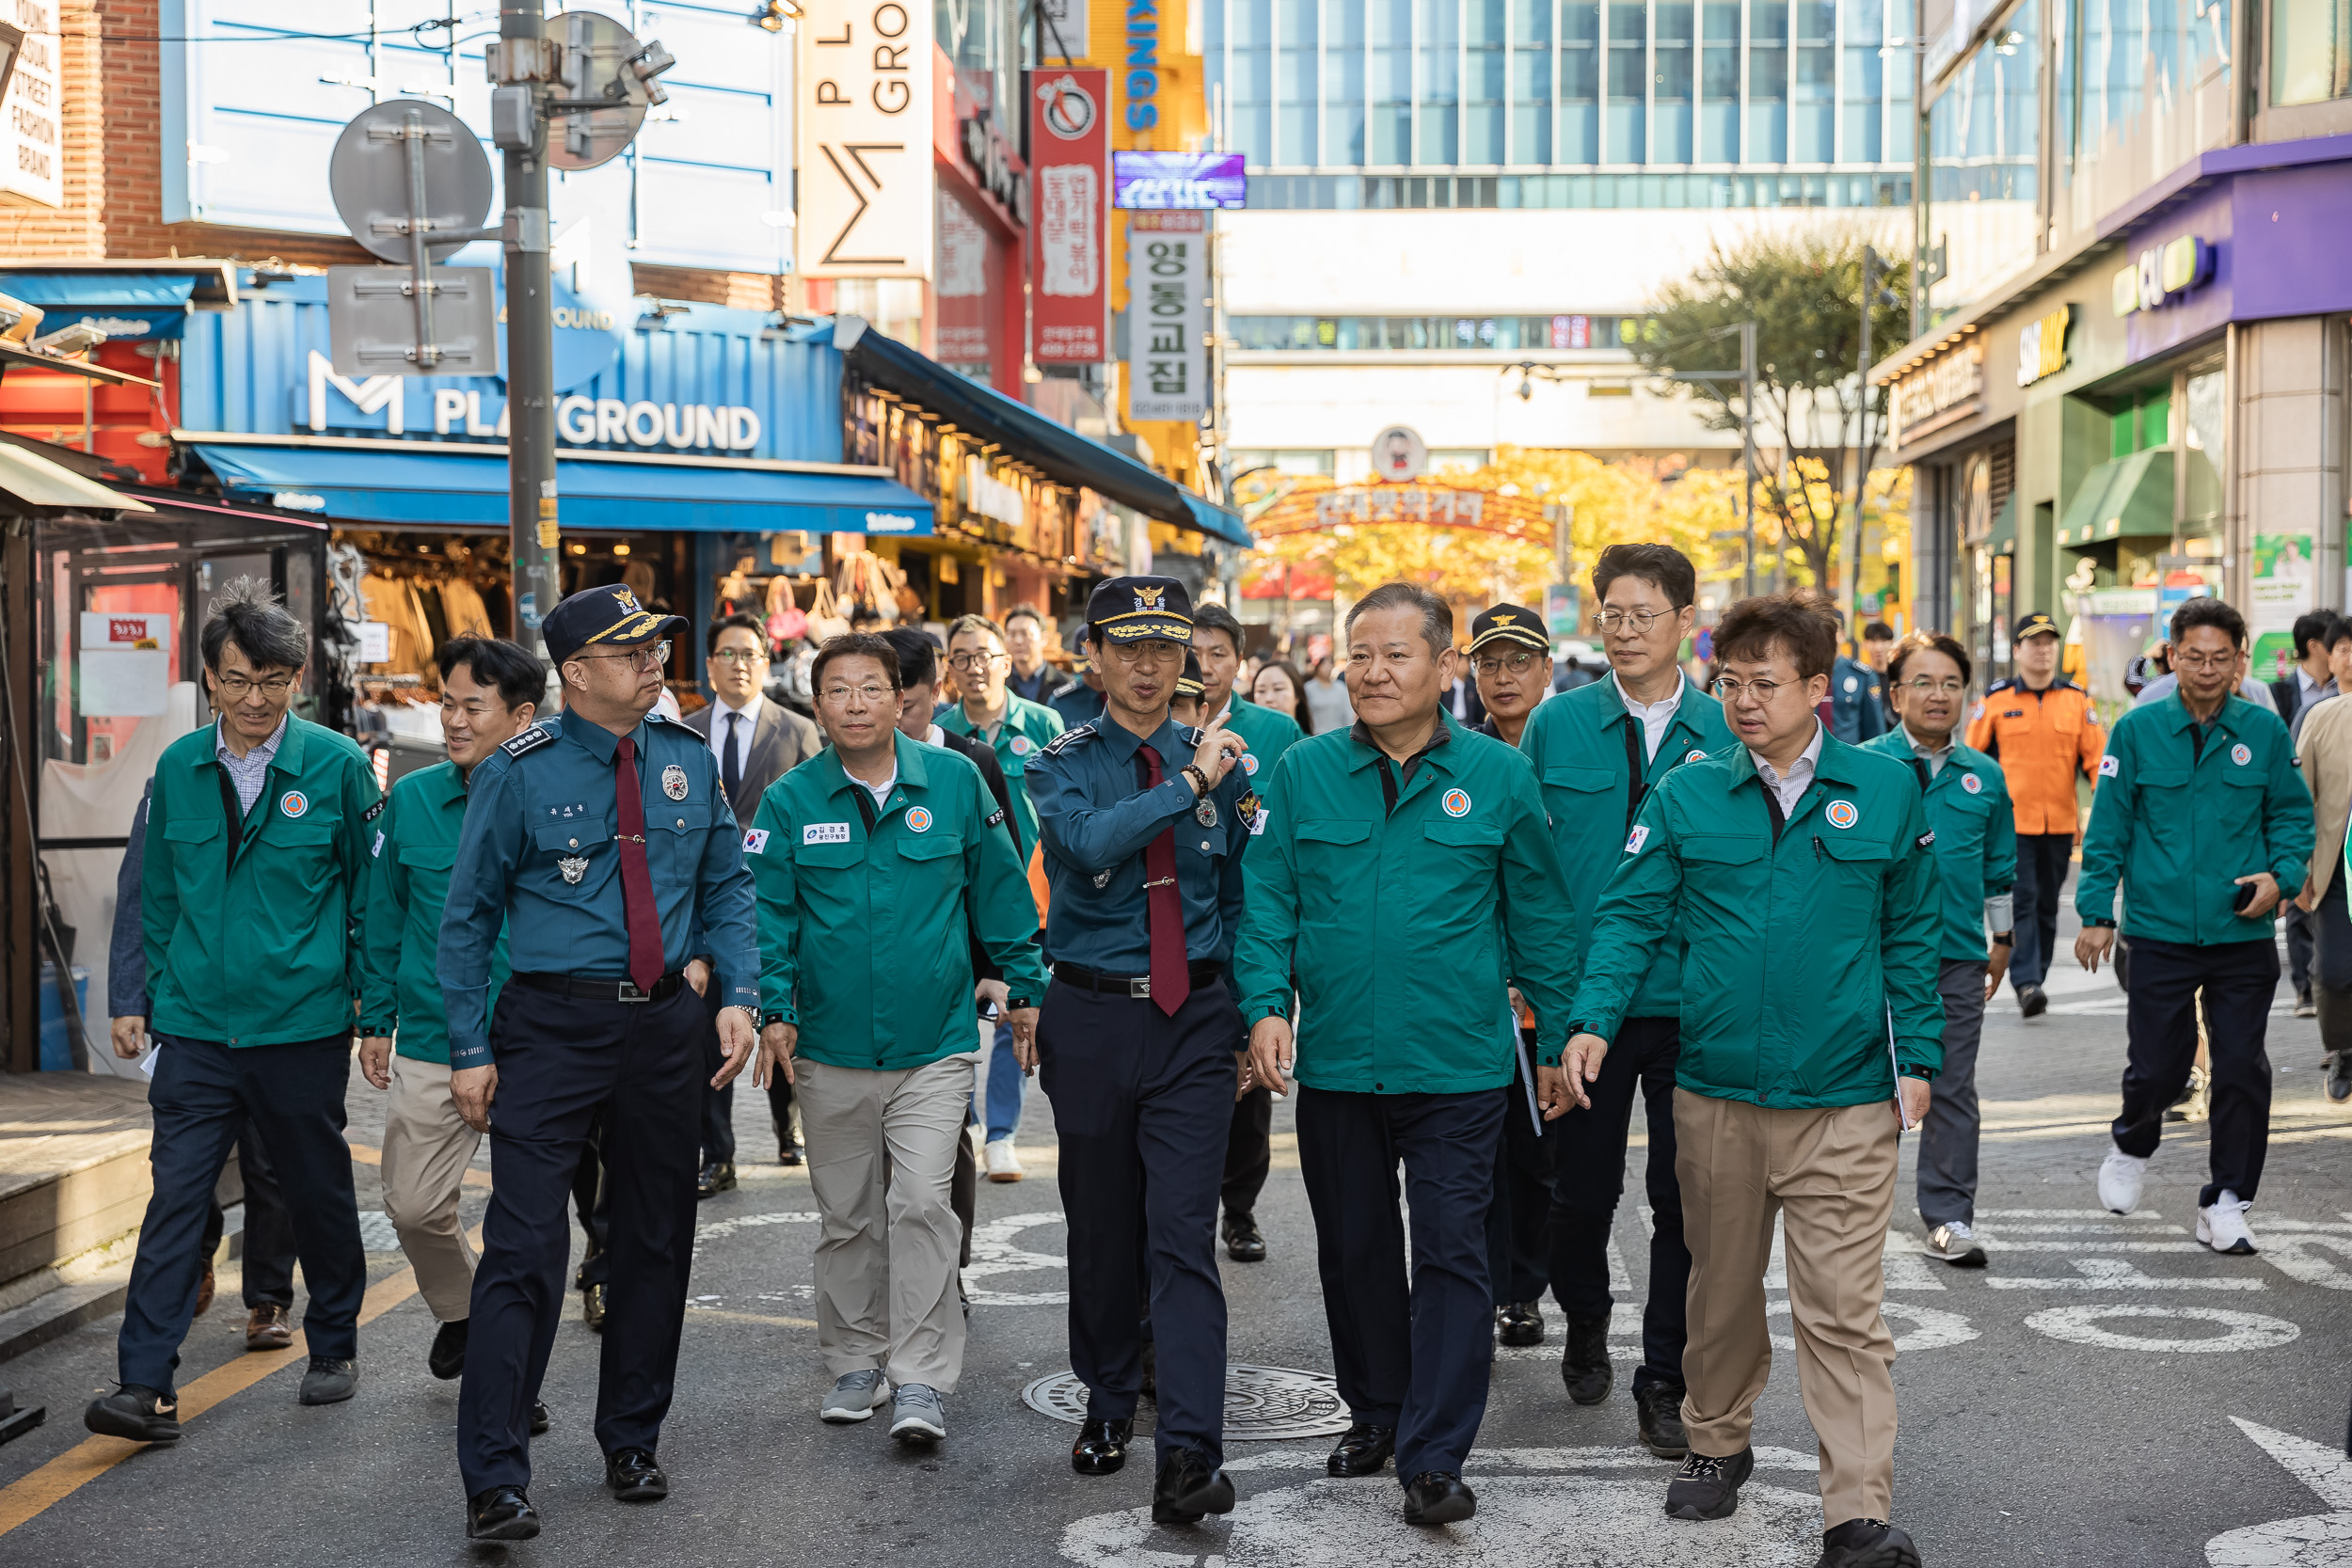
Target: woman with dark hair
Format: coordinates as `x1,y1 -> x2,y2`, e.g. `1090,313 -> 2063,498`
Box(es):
1249,660 -> 1313,736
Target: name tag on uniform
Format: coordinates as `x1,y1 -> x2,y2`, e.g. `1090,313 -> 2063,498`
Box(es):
803,822 -> 851,845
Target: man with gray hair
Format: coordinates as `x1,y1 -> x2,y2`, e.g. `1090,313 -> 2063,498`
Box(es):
87,578 -> 380,1444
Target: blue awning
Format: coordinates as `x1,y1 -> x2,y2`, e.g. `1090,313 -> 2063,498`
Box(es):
185,440 -> 934,535
0,272 -> 202,341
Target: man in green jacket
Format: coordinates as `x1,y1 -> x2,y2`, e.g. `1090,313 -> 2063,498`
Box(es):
87,578 -> 380,1444
1193,601 -> 1304,1264
938,611 -> 1064,1181
1519,542 -> 1733,1456
1240,580 -> 1577,1529
751,632 -> 1048,1446
1560,593 -> 1939,1568
2075,596 -> 2312,1254
1864,630 -> 2017,1271
358,637 -> 542,1384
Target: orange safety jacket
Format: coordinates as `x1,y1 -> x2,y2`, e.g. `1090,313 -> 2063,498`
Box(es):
1965,674 -> 2106,835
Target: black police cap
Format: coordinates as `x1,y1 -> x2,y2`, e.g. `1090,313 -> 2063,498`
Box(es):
2014,610 -> 2062,641
1468,602 -> 1550,655
1175,652 -> 1205,698
544,583 -> 690,667
1087,575 -> 1193,644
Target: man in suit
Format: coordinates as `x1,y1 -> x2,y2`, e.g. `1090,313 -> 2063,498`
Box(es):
686,612 -> 823,1193
1006,606 -> 1076,706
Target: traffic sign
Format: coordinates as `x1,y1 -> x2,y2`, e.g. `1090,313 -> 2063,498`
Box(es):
546,10 -> 674,171
326,265 -> 499,378
326,102 -> 493,265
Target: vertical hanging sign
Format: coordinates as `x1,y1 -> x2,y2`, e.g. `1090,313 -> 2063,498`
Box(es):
797,0 -> 934,279
1127,211 -> 1207,422
1028,70 -> 1109,365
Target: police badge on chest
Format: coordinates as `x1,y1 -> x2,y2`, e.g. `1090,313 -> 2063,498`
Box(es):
559,853 -> 589,884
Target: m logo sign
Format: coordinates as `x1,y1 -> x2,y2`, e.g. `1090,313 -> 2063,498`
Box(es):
798,0 -> 934,279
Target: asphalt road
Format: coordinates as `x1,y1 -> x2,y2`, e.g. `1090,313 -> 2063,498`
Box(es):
2,913 -> 2347,1567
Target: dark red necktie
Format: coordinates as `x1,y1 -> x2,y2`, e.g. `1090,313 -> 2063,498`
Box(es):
613,736 -> 665,992
1136,743 -> 1189,1017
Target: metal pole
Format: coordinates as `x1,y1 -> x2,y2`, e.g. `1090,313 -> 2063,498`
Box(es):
1741,320 -> 1757,599
402,109 -> 440,370
501,0 -> 559,657
1855,248 -> 1874,626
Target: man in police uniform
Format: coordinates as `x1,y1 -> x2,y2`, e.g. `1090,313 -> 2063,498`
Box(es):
438,585 -> 759,1544
1241,580 -> 1579,1529
1025,575 -> 1257,1525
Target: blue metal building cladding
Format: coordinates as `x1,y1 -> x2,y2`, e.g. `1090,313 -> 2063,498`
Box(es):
175,274 -> 843,467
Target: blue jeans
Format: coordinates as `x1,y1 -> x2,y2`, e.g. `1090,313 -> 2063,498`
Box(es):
984,1019 -> 1026,1143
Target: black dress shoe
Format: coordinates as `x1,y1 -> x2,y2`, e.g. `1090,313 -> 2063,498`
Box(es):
1222,1212 -> 1267,1262
1140,1339 -> 1157,1402
605,1447 -> 669,1501
582,1282 -> 607,1332
1817,1518 -> 1922,1568
1665,1445 -> 1754,1520
467,1484 -> 540,1542
1496,1300 -> 1544,1346
778,1138 -> 803,1166
299,1356 -> 359,1405
427,1318 -> 469,1381
696,1160 -> 736,1198
530,1400 -> 550,1436
1562,1315 -> 1613,1404
1635,1383 -> 1689,1459
1327,1422 -> 1396,1477
1072,1418 -> 1133,1475
2018,983 -> 2047,1019
83,1384 -> 180,1443
1402,1470 -> 1477,1526
1152,1445 -> 1235,1524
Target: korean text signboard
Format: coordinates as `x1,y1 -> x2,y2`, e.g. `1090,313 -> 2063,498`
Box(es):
1127,211 -> 1206,423
1028,71 -> 1109,365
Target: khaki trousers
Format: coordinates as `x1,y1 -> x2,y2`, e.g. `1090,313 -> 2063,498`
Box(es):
381,1054 -> 484,1322
799,1051 -> 977,1391
1675,1089 -> 1900,1528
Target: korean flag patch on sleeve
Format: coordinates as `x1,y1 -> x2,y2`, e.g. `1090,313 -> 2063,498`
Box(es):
2098,754 -> 2120,778
1625,825 -> 1651,854
742,828 -> 770,856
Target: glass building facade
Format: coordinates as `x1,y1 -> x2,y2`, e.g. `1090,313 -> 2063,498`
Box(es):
1204,0 -> 1919,206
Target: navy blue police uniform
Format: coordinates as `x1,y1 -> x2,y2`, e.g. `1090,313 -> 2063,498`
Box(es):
1025,577 -> 1257,1519
438,585 -> 758,1533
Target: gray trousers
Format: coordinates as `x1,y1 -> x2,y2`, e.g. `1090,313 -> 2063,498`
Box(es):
1917,958 -> 1990,1228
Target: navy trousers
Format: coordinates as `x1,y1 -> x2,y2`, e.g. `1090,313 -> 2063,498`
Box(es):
2116,936 -> 2278,1206
2009,832 -> 2075,990
1549,1015 -> 1691,1395
1484,1042 -> 1556,1305
119,1034 -> 365,1391
1039,974 -> 1239,1465
198,1117 -> 297,1309
1296,1084 -> 1504,1484
458,984 -> 703,1497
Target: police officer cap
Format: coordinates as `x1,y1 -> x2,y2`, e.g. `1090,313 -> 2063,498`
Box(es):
2014,610 -> 2062,641
1087,575 -> 1193,644
543,583 -> 690,667
1175,652 -> 1205,699
1468,602 -> 1549,655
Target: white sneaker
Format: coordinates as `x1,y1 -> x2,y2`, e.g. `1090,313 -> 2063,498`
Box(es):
2097,1143 -> 2148,1214
2198,1192 -> 2258,1255
984,1139 -> 1024,1182
1925,1220 -> 1988,1267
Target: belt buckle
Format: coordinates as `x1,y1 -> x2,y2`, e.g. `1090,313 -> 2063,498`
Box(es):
1129,976 -> 1151,1000
617,979 -> 650,1004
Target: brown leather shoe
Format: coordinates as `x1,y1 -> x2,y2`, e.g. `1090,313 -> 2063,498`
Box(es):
246,1303 -> 294,1351
194,1263 -> 216,1318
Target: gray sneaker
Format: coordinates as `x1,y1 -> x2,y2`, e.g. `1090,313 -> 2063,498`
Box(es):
821,1369 -> 890,1424
1925,1221 -> 1988,1267
890,1383 -> 946,1444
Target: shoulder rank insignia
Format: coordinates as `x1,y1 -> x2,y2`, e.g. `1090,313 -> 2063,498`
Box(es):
1179,724 -> 1207,747
501,723 -> 556,760
1040,722 -> 1097,758
361,797 -> 387,823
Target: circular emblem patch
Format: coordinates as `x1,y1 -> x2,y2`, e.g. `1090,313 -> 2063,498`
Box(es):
2231,742 -> 2251,767
1441,788 -> 1471,817
905,806 -> 933,833
1242,752 -> 1260,775
1683,748 -> 1708,765
1824,799 -> 1859,830
1961,772 -> 1984,795
661,764 -> 689,800
278,790 -> 309,818
1010,735 -> 1034,756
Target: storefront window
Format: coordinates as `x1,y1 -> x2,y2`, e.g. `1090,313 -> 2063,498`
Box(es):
2053,0 -> 2232,249
2182,367 -> 2226,539
1924,1 -> 2041,325
2272,0 -> 2352,106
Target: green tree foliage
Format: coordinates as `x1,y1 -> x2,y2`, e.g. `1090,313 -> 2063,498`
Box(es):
1630,228 -> 1911,594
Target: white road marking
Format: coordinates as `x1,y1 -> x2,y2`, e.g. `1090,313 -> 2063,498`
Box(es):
1607,1238 -> 1631,1294
2025,1306 -> 2300,1353
1988,1259 -> 2265,1290
2205,1418 -> 2352,1566
691,1211 -> 819,1255
2264,1234 -> 2352,1291
1765,1299 -> 1979,1354
966,1211 -> 1071,1305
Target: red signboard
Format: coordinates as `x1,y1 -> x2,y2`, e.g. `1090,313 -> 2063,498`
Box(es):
1026,70 -> 1110,365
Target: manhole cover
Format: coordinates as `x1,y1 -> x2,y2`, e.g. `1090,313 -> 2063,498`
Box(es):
1021,1364 -> 1350,1440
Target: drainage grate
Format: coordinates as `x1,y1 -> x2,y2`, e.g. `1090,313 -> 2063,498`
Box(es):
1021,1363 -> 1350,1440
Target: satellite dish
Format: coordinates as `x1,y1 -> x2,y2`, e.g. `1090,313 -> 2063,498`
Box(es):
546,10 -> 674,171
328,101 -> 494,264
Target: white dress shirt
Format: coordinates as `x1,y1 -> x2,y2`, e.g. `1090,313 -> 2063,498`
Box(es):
1750,722 -> 1824,816
707,691 -> 762,776
1614,673 -> 1686,763
1902,724 -> 1956,778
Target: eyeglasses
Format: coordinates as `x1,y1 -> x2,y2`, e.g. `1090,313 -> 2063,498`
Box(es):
946,651 -> 1009,673
213,673 -> 295,698
1598,608 -> 1671,634
1712,675 -> 1797,703
709,648 -> 768,666
820,684 -> 895,705
573,641 -> 672,672
1899,677 -> 1966,695
2174,652 -> 2236,672
1104,641 -> 1183,667
1473,651 -> 1542,677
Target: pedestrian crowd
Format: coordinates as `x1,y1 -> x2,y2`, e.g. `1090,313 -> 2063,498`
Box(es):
80,544 -> 2317,1568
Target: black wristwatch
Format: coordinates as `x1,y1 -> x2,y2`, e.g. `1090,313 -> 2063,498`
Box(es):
1990,931 -> 2013,947
757,1009 -> 793,1031
1006,995 -> 1036,1011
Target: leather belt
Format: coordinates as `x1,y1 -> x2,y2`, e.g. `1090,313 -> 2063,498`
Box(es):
1052,961 -> 1223,1000
511,971 -> 687,1004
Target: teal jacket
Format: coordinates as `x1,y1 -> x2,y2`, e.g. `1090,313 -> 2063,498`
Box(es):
2076,692 -> 2312,944
940,692 -> 1064,855
1568,729 -> 1944,1107
1861,730 -> 2018,962
1520,673 -> 1735,1014
144,716 -> 379,1046
358,760 -> 509,1065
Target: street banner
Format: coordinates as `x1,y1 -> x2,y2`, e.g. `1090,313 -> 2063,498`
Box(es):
1127,210 -> 1206,423
1028,70 -> 1109,365
797,0 -> 933,279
